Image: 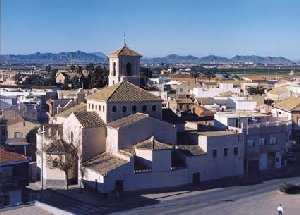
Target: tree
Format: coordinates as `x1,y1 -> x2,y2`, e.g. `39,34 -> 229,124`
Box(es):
45,140 -> 78,190
247,86 -> 265,95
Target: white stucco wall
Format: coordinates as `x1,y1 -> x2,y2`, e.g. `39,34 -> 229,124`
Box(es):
107,116 -> 176,152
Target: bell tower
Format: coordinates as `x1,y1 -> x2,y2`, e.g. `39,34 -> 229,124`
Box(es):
108,43 -> 142,86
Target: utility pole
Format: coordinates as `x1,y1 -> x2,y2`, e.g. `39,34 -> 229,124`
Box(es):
40,125 -> 45,191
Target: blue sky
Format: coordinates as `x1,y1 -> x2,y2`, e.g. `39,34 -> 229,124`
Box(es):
1,0 -> 300,59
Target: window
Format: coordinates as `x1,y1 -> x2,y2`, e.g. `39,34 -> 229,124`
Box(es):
92,104 -> 94,110
234,147 -> 239,156
88,103 -> 91,109
99,105 -> 101,111
212,149 -> 217,158
259,138 -> 265,145
247,139 -> 255,147
142,105 -> 147,112
112,106 -> 117,112
122,106 -> 127,113
14,132 -> 23,138
126,62 -> 132,76
132,105 -> 137,113
112,62 -> 116,76
152,105 -> 156,112
270,137 -> 277,145
224,148 -> 228,157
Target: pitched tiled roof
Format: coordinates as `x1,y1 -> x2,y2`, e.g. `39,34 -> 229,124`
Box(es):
274,97 -> 300,112
176,145 -> 205,156
56,103 -> 87,118
87,81 -> 162,102
0,148 -> 27,164
268,86 -> 288,96
83,153 -> 128,176
109,45 -> 142,57
107,113 -> 148,129
73,111 -> 105,128
135,136 -> 172,150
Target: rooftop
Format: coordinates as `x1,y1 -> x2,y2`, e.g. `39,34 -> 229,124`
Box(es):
274,96 -> 300,112
176,145 -> 205,156
73,111 -> 105,128
215,111 -> 268,118
87,81 -> 161,103
109,45 -> 142,57
0,148 -> 27,165
6,138 -> 30,146
135,136 -> 173,150
83,153 -> 128,176
196,130 -> 238,137
55,103 -> 87,118
107,112 -> 149,129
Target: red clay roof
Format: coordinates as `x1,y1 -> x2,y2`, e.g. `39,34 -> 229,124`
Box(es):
0,148 -> 27,164
109,45 -> 142,57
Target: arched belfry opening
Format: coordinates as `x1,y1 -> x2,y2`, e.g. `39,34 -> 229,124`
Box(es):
126,62 -> 132,76
112,62 -> 116,76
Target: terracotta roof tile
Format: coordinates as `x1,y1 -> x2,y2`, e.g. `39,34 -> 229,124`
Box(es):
109,45 -> 142,57
107,112 -> 148,128
0,149 -> 27,164
56,103 -> 87,118
275,96 -> 300,111
83,153 -> 128,176
176,145 -> 205,156
87,81 -> 161,102
135,136 -> 172,150
73,111 -> 105,128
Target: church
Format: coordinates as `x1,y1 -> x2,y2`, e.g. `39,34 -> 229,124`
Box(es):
36,44 -> 244,193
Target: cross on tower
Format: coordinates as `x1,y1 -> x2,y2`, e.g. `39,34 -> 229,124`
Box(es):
123,32 -> 127,46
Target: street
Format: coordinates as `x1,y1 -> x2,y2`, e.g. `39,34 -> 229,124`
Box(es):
1,176 -> 300,215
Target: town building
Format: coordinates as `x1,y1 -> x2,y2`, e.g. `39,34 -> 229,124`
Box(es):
0,149 -> 29,207
214,111 -> 291,175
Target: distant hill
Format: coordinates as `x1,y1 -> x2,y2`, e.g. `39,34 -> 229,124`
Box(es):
0,51 -> 107,65
142,54 -> 295,65
0,51 -> 296,65
230,55 -> 294,65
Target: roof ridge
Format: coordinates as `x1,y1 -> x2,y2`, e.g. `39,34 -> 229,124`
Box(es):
106,81 -> 125,101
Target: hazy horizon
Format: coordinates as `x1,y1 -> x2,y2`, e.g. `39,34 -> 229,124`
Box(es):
2,0 -> 300,60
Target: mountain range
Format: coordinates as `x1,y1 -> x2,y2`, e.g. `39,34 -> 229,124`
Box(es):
142,54 -> 296,65
0,51 -> 297,65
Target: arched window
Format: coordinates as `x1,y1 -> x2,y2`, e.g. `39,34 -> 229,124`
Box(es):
92,104 -> 94,110
99,105 -> 101,111
152,105 -> 156,112
122,106 -> 127,113
112,106 -> 117,112
112,62 -> 116,76
132,105 -> 137,113
142,105 -> 147,112
126,62 -> 132,76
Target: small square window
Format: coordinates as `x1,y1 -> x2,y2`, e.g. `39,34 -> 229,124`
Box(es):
234,147 -> 238,156
142,105 -> 147,112
224,148 -> 228,157
152,105 -> 156,112
212,149 -> 217,158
